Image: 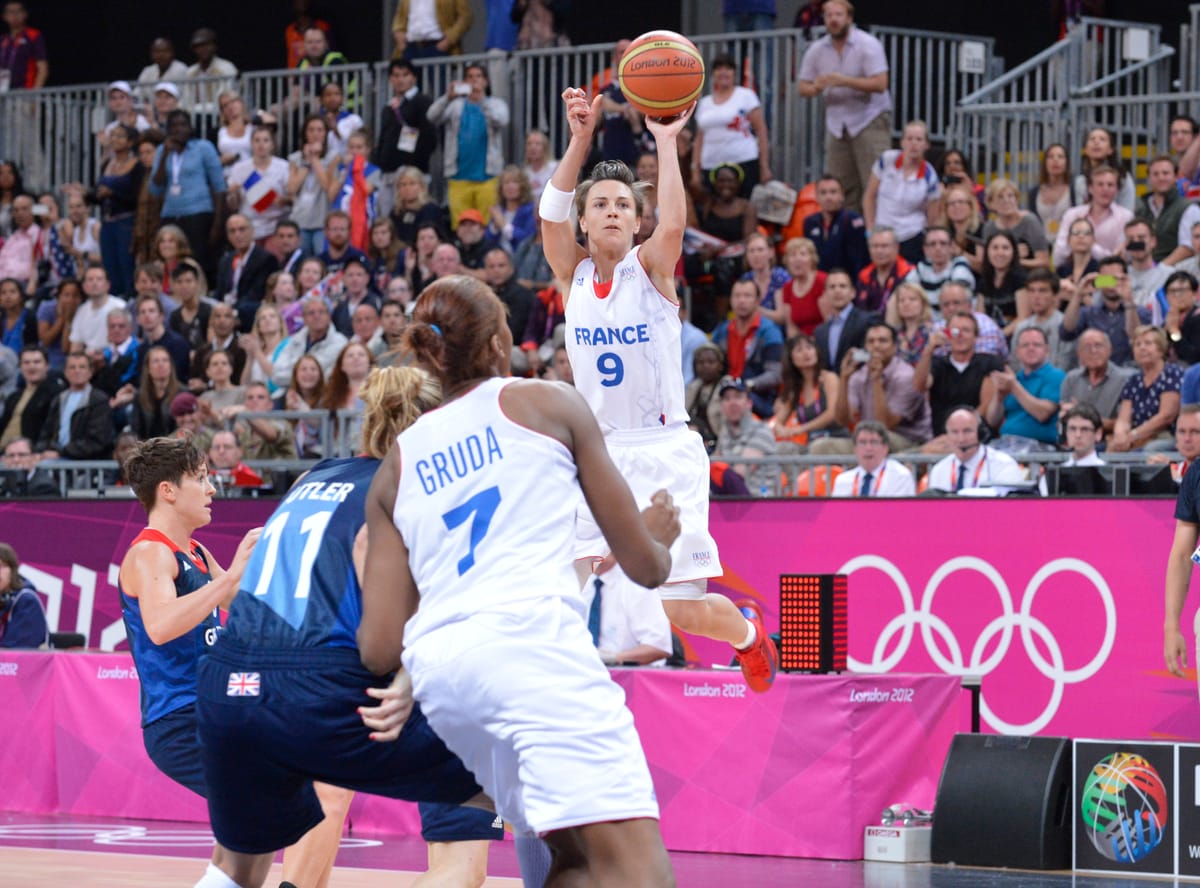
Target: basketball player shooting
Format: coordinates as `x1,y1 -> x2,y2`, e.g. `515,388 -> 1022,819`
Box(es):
540,85 -> 778,692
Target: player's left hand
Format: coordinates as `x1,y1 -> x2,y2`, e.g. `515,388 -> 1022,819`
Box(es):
360,669 -> 414,741
645,101 -> 696,137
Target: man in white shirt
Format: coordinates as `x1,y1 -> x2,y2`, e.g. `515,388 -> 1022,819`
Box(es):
68,265 -> 126,355
135,37 -> 189,100
831,420 -> 916,497
581,570 -> 673,667
1039,403 -> 1105,494
928,407 -> 1025,494
1123,218 -> 1172,325
185,28 -> 239,112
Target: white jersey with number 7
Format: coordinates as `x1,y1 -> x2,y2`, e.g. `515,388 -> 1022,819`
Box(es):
565,246 -> 689,433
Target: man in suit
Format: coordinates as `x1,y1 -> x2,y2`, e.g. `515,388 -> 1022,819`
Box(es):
274,221 -> 310,276
35,352 -> 113,460
0,345 -> 65,448
216,214 -> 280,332
374,59 -> 437,218
815,268 -> 880,371
0,436 -> 57,496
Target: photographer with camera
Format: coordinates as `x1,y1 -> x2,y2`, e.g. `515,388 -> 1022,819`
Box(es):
1060,256 -> 1152,367
0,542 -> 47,648
912,310 -> 1001,453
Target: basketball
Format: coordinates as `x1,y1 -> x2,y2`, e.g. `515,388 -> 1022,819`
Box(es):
617,30 -> 705,119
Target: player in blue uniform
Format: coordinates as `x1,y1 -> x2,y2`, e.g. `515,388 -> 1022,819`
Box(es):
191,366 -> 501,888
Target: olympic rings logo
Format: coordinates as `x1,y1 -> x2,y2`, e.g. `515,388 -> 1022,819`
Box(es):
839,554 -> 1117,735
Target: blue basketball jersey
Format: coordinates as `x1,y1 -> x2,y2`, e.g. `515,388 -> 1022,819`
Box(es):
119,528 -> 216,727
223,456 -> 379,651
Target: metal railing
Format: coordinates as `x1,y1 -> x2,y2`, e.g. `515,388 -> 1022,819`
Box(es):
1181,4 -> 1200,92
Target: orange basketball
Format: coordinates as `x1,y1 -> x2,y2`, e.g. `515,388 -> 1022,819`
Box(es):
617,30 -> 705,119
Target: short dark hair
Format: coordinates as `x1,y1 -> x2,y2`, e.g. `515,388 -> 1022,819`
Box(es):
19,343 -> 48,361
1062,403 -> 1102,431
170,259 -> 200,281
125,437 -> 207,513
388,58 -> 419,84
865,321 -> 896,343
711,53 -> 737,71
852,420 -> 889,446
1096,255 -> 1127,273
1165,269 -> 1199,292
275,220 -> 300,236
1024,267 -> 1059,293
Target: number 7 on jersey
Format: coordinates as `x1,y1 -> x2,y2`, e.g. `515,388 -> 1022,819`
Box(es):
441,485 -> 502,575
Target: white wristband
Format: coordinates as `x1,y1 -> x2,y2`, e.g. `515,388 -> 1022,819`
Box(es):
539,182 -> 575,224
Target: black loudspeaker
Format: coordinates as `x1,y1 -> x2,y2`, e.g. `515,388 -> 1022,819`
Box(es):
931,733 -> 1072,870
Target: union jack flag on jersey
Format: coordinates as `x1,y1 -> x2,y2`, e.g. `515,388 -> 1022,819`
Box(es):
226,672 -> 261,696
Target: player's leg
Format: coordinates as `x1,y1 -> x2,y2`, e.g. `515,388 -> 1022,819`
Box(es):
416,840 -> 491,888
194,847 -> 274,888
279,782 -> 354,888
544,819 -> 674,888
661,583 -> 778,693
413,802 -> 503,888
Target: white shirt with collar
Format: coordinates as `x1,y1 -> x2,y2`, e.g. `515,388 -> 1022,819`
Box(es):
831,457 -> 916,497
1038,451 -> 1104,495
928,445 -> 1024,493
406,0 -> 444,41
582,567 -> 673,667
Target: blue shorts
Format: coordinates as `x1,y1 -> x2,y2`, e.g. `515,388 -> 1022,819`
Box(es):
196,642 -> 488,855
418,802 -> 503,843
143,704 -> 207,797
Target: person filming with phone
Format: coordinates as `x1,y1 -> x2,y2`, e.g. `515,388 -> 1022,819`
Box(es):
811,320 -> 931,455
1059,256 -> 1151,367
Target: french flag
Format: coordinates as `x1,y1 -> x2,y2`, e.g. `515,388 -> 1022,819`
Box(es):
243,170 -> 278,214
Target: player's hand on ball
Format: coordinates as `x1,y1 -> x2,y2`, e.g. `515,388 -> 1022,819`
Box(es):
360,669 -> 415,742
644,489 -> 681,549
645,101 -> 695,136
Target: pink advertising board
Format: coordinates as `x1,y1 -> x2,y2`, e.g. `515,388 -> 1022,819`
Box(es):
1,497 -> 1193,741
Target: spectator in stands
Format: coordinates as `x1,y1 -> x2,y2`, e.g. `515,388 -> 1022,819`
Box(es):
167,260 -> 210,358
0,277 -> 33,351
317,209 -> 368,277
327,130 -> 381,255
1057,402 -> 1106,469
0,435 -> 54,496
149,82 -> 182,131
596,51 -> 647,169
59,191 -> 100,281
482,247 -> 533,346
983,178 -> 1050,270
856,227 -> 911,314
0,341 -> 15,398
816,320 -> 931,454
36,278 -> 79,371
742,232 -> 789,322
35,351 -> 113,460
283,353 -> 325,458
1073,127 -> 1136,211
905,224 -> 974,314
91,308 -> 141,418
197,349 -> 245,429
271,270 -> 305,335
522,129 -> 558,201
927,407 -> 1025,493
1053,165 -> 1133,266
285,115 -> 334,257
391,0 -> 473,60
1122,218 -> 1172,323
830,420 -> 916,497
977,231 -> 1028,335
512,0 -> 569,50
330,256 -> 381,338
0,194 -> 38,292
428,64 -> 510,227
167,390 -> 209,449
914,311 -> 1000,451
228,128 -> 291,252
712,278 -> 784,418
863,120 -> 941,264
935,281 -> 1007,360
774,237 -> 826,338
129,345 -> 180,440
365,218 -> 403,294
487,165 -> 535,256
0,344 -> 60,447
815,267 -> 877,371
797,0 -> 891,213
149,110 -> 227,283
803,174 -> 868,278
452,209 -> 490,280
1060,257 -> 1151,366
93,125 -> 142,299
1110,325 -> 1182,452
0,2 -> 47,91
131,132 -> 163,265
321,340 -> 373,413
136,37 -> 187,97
229,381 -> 297,464
1061,329 -> 1128,433
985,326 -> 1065,450
317,81 -> 363,161
513,208 -> 553,292
374,61 -> 436,218
205,428 -> 266,492
275,221 -> 309,278
184,28 -> 239,112
694,164 -> 756,276
691,53 -> 771,198
771,333 -> 842,452
238,302 -> 287,396
0,543 -> 48,647
937,148 -> 984,212
69,265 -> 125,356
885,280 -> 933,366
937,182 -> 985,272
0,161 -> 20,237
388,166 -> 442,249
375,300 -> 408,362
96,82 -> 150,152
134,294 -> 188,381
350,302 -> 385,357
216,213 -> 280,332
272,296 -> 347,390
1056,217 -> 1101,287
1138,156 -> 1196,265
713,376 -> 777,494
1170,116 -> 1198,169
190,302 -> 245,392
1012,268 -> 1070,370
686,342 -> 725,453
1164,270 -> 1200,367
1029,143 -> 1072,243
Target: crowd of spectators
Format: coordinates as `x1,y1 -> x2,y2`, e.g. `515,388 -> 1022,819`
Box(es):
0,0 -> 1197,500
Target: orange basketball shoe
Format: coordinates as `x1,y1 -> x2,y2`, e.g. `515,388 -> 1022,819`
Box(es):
734,600 -> 778,693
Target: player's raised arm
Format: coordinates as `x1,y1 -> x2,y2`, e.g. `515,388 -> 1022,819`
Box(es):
637,104 -> 693,294
359,446 -> 419,675
540,88 -> 596,289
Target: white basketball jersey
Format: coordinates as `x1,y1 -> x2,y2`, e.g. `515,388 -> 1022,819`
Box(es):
394,377 -> 582,647
565,247 -> 689,432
